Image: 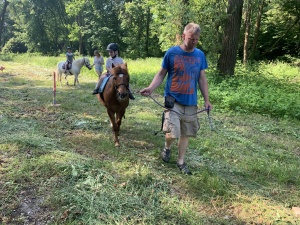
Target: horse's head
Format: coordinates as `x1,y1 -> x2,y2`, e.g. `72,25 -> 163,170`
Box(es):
83,57 -> 92,70
111,63 -> 130,101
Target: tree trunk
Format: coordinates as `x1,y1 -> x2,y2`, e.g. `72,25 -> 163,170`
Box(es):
145,7 -> 151,56
243,0 -> 252,65
250,0 -> 265,60
218,0 -> 244,76
0,0 -> 9,49
77,13 -> 84,55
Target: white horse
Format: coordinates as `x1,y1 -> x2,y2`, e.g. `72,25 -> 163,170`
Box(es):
56,57 -> 92,87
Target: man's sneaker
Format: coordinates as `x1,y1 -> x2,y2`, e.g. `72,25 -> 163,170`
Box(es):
161,148 -> 170,162
177,162 -> 192,175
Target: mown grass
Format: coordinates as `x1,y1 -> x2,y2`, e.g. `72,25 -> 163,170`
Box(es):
0,54 -> 299,224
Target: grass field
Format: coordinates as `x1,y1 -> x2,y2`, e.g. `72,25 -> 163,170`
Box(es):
0,54 -> 299,224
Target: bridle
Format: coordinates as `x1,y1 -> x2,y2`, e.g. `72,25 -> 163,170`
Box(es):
113,73 -> 129,96
83,58 -> 91,68
115,83 -> 129,91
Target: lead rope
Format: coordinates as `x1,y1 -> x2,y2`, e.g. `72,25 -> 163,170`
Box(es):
207,106 -> 215,131
146,95 -> 215,134
147,95 -> 208,116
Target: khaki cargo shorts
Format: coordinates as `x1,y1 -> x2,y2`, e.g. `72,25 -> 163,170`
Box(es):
163,102 -> 200,138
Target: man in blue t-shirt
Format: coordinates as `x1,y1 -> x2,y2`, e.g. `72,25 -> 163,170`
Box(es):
140,22 -> 212,175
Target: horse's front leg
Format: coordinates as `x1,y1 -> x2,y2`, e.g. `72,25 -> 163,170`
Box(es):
107,110 -> 120,147
116,109 -> 126,135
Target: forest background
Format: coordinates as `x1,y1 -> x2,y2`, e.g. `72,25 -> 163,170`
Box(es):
0,0 -> 299,75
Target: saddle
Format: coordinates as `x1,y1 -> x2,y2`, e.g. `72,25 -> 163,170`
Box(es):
62,62 -> 72,70
99,74 -> 112,102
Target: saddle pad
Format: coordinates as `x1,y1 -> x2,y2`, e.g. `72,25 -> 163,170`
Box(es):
99,75 -> 112,94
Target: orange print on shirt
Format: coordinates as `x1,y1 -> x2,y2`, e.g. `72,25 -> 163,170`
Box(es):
171,55 -> 200,94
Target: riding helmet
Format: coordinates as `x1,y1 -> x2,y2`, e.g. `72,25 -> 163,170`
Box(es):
67,46 -> 71,50
106,43 -> 119,51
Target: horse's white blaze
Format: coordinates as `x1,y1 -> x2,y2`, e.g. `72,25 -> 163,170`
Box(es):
119,74 -> 124,77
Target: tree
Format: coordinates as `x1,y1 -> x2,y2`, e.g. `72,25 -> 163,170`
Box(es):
217,0 -> 244,76
82,0 -> 125,55
242,0 -> 252,64
8,0 -> 69,54
0,0 -> 9,49
151,0 -> 190,51
65,0 -> 90,54
249,0 -> 265,60
1,0 -> 298,62
120,0 -> 161,58
258,0 -> 300,59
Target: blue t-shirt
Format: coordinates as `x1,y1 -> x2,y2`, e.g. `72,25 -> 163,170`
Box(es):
162,46 -> 208,106
66,52 -> 74,62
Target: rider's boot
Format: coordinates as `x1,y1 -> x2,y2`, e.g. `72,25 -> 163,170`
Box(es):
129,91 -> 135,100
92,80 -> 101,95
128,87 -> 135,100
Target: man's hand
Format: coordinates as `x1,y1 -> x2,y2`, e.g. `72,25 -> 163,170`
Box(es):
139,87 -> 152,96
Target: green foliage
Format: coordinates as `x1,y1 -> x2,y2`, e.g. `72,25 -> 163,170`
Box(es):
189,0 -> 227,61
255,0 -> 300,59
150,0 -> 190,51
82,0 -> 125,55
2,0 -> 299,62
8,0 -> 69,54
208,61 -> 300,119
1,37 -> 27,53
121,0 -> 162,59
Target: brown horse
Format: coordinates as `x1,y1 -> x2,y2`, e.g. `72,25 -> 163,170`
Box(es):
96,63 -> 130,147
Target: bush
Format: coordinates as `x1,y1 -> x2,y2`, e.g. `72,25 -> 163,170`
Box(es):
2,37 -> 28,53
208,62 -> 300,119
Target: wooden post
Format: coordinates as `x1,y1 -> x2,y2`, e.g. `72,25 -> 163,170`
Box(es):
53,71 -> 57,105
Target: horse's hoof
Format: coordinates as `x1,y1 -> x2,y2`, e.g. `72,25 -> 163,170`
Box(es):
115,142 -> 120,147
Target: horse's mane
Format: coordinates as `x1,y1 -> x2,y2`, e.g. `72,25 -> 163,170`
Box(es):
111,63 -> 128,75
